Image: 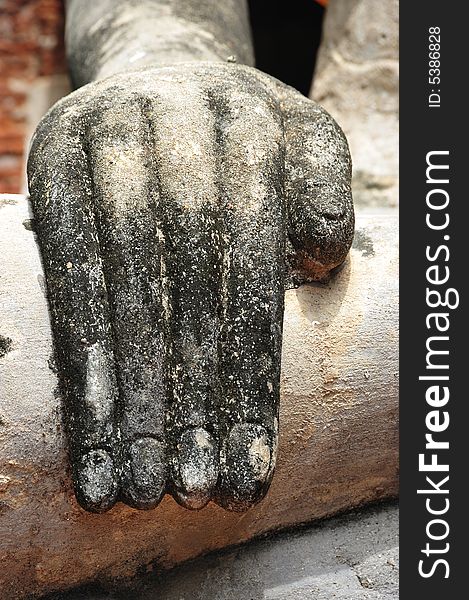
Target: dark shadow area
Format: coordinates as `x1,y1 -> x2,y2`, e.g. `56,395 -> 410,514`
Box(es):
248,0 -> 325,96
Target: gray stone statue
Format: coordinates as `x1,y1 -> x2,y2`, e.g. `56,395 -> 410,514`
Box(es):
27,0 -> 354,513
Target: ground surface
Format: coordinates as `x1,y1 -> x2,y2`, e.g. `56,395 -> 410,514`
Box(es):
47,501 -> 398,599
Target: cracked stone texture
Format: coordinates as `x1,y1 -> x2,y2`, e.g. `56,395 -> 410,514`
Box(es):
27,61 -> 354,514
43,502 -> 399,599
0,196 -> 397,599
312,0 -> 398,209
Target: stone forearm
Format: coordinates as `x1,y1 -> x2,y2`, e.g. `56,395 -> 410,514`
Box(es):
64,0 -> 254,87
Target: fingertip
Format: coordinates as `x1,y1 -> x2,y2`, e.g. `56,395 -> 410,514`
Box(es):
75,449 -> 119,513
171,428 -> 218,510
121,437 -> 166,510
216,423 -> 276,512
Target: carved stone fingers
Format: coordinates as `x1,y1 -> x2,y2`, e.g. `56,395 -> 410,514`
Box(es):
87,100 -> 167,509
28,63 -> 354,513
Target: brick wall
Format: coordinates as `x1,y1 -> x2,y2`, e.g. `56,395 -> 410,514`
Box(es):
0,0 -> 66,193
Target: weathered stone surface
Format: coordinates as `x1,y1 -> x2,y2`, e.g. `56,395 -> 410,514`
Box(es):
0,195 -> 397,599
27,62 -> 354,513
52,502 -> 399,599
312,0 -> 399,208
65,0 -> 254,87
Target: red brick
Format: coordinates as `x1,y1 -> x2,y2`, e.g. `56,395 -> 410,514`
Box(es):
1,0 -> 66,192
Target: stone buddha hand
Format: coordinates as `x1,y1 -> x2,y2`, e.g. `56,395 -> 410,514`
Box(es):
27,1 -> 354,513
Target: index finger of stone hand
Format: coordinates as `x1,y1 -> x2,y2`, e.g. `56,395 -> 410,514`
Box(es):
278,84 -> 355,281
209,73 -> 285,512
27,102 -> 120,513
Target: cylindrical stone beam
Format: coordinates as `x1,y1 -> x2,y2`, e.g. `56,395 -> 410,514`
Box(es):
0,195 -> 398,599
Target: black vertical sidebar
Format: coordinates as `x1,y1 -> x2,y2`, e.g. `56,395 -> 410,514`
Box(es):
400,2 -> 467,598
